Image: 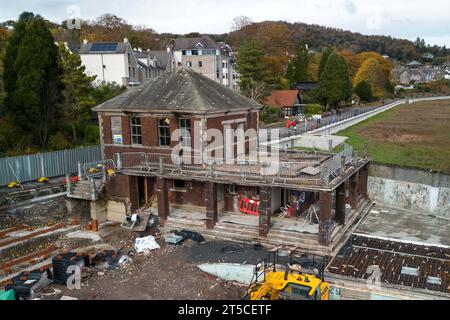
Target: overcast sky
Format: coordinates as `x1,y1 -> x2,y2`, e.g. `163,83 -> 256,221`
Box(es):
1,0 -> 449,47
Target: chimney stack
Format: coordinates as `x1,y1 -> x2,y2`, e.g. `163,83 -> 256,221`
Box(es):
83,39 -> 88,44
123,37 -> 129,43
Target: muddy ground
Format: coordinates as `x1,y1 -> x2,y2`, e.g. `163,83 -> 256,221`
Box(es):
44,230 -> 270,300
1,192 -> 270,300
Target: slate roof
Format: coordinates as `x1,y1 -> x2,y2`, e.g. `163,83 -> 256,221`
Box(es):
79,42 -> 129,54
172,35 -> 218,50
93,68 -> 262,113
264,90 -> 301,107
148,50 -> 172,70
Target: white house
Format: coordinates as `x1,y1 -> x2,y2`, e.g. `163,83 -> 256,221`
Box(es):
79,38 -> 166,87
169,35 -> 239,91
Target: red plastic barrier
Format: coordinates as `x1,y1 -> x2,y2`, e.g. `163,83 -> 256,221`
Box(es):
239,198 -> 260,216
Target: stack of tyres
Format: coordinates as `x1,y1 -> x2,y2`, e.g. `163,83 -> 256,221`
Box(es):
4,268 -> 52,300
52,252 -> 90,284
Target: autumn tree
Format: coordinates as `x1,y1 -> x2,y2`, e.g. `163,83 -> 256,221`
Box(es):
339,50 -> 362,81
228,21 -> 293,87
58,43 -> 96,144
353,57 -> 387,98
315,52 -> 352,110
357,51 -> 392,79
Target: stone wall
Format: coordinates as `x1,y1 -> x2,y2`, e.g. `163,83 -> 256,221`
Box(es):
368,163 -> 450,218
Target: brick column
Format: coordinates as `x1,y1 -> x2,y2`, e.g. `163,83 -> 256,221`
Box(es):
319,191 -> 333,246
335,183 -> 346,225
156,177 -> 169,225
205,181 -> 218,229
348,171 -> 359,210
258,187 -> 272,237
358,165 -> 369,198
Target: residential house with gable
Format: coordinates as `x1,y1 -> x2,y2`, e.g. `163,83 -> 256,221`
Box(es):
79,38 -> 166,87
170,35 -> 239,90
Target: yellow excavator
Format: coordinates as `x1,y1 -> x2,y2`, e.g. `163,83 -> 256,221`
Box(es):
245,249 -> 330,300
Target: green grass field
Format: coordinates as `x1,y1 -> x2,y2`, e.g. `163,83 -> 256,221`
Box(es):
335,99 -> 450,172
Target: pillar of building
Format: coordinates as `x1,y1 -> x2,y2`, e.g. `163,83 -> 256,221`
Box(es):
258,186 -> 272,237
348,171 -> 359,210
156,177 -> 169,225
205,181 -> 218,229
335,183 -> 346,225
318,191 -> 333,246
358,165 -> 369,198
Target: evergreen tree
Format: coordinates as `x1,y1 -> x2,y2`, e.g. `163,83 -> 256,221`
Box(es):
236,40 -> 267,87
315,52 -> 352,110
235,40 -> 269,100
9,15 -> 62,148
2,13 -> 34,112
318,47 -> 334,79
354,80 -> 373,102
58,43 -> 96,144
285,41 -> 309,85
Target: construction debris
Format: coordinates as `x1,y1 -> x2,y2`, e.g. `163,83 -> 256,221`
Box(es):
198,263 -> 255,285
134,235 -> 160,254
165,234 -> 184,245
174,230 -> 205,243
4,268 -> 52,300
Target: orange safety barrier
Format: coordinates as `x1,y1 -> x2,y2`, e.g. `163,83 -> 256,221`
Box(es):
239,198 -> 260,216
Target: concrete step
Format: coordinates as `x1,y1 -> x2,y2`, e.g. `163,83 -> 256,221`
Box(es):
162,221 -> 330,255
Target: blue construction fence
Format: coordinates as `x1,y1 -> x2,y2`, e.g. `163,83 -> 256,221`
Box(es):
0,145 -> 102,186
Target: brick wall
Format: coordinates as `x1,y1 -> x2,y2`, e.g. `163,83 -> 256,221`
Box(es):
168,179 -> 205,207
224,185 -> 258,213
100,111 -> 259,162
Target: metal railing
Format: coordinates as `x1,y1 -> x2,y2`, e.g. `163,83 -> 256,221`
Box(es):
83,159 -> 115,179
320,144 -> 354,184
115,152 -> 332,186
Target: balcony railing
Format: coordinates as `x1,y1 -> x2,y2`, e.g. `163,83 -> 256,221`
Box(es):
114,144 -> 357,187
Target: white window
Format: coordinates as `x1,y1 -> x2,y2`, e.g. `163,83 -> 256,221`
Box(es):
186,61 -> 192,68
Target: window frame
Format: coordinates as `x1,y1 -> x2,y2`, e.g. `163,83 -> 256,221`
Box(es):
158,117 -> 171,147
110,116 -> 123,145
130,117 -> 142,145
178,118 -> 192,149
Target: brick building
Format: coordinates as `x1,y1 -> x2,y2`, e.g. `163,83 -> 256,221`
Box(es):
75,67 -> 371,254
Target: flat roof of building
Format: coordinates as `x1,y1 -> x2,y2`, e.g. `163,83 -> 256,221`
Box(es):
355,205 -> 450,247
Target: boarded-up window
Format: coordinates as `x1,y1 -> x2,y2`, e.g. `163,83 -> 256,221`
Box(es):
111,117 -> 123,144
